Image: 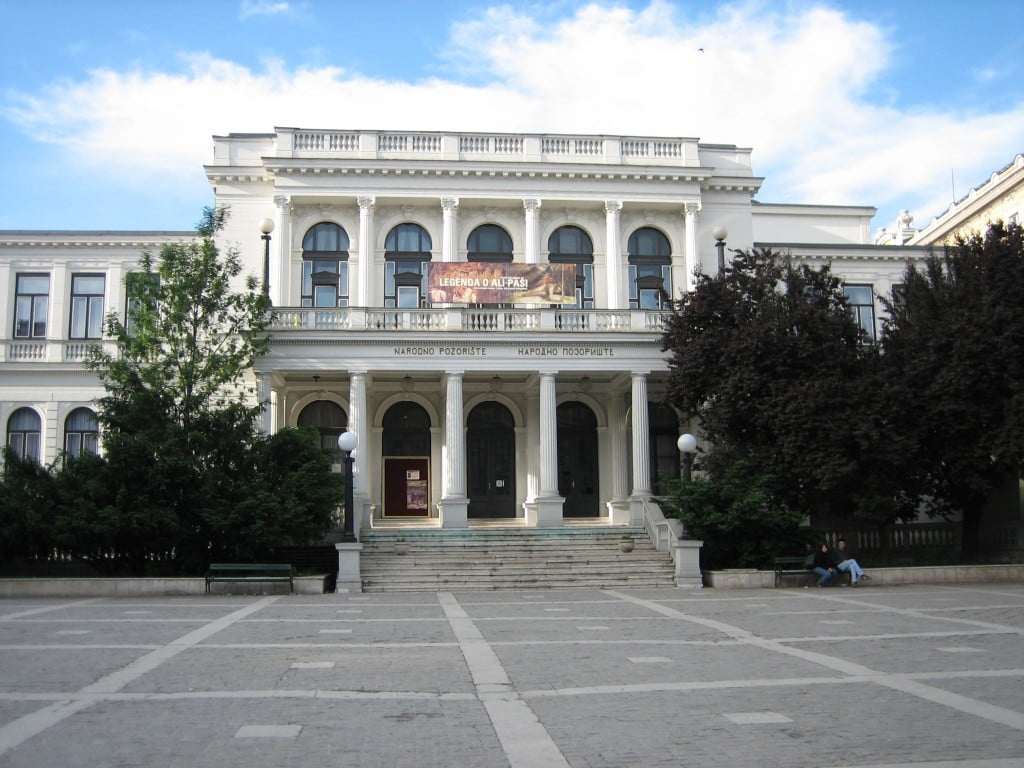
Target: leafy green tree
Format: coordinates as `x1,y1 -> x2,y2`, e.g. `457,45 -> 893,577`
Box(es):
662,248 -> 914,525
880,222 -> 1024,559
657,461 -> 811,569
0,448 -> 56,566
81,207 -> 341,572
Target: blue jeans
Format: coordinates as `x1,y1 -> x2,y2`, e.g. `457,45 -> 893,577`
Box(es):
837,559 -> 864,583
813,567 -> 836,586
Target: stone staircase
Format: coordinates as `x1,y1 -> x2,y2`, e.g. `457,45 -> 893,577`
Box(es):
358,526 -> 676,591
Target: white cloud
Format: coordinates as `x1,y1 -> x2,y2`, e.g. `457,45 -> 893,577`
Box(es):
240,0 -> 292,20
3,1 -> 1023,232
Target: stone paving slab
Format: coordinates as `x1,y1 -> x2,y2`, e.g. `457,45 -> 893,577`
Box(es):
0,585 -> 1021,767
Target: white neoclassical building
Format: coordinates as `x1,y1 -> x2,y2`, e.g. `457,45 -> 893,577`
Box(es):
1,128 -> 931,535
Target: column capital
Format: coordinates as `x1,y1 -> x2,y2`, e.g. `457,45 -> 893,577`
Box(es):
684,201 -> 701,216
523,198 -> 542,214
357,196 -> 375,210
441,197 -> 460,212
604,200 -> 623,215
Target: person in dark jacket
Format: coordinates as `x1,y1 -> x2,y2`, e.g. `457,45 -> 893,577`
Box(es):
812,543 -> 838,587
833,538 -> 871,586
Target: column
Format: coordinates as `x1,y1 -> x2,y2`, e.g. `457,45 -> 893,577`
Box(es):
357,196 -> 375,307
523,199 -> 542,264
630,372 -> 651,501
684,202 -> 701,292
349,372 -> 369,534
439,371 -> 469,527
441,197 -> 459,263
273,195 -> 291,305
605,391 -> 631,524
257,372 -> 272,435
605,201 -> 623,308
531,371 -> 564,526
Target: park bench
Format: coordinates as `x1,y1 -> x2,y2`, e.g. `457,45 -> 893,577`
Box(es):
773,555 -> 811,587
205,563 -> 293,594
773,554 -> 851,587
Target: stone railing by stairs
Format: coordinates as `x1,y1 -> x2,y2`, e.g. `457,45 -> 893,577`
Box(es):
359,526 -> 675,591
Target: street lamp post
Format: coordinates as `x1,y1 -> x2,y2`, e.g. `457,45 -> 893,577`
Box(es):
712,226 -> 728,274
337,431 -> 358,543
259,218 -> 275,299
676,433 -> 698,540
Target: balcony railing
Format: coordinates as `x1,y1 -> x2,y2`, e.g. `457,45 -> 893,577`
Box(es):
266,307 -> 673,333
1,340 -> 114,364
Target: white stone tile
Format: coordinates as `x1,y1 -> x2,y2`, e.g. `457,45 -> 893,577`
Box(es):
235,725 -> 302,738
291,661 -> 335,669
937,646 -> 984,653
319,629 -> 353,634
723,712 -> 792,725
628,657 -> 671,664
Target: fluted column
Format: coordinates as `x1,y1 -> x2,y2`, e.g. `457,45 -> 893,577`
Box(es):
357,196 -> 375,306
606,391 -> 630,524
630,373 -> 651,497
441,197 -> 459,262
257,373 -> 272,435
605,201 -> 623,308
273,195 -> 291,305
440,371 -> 469,527
684,202 -> 701,292
524,199 -> 542,264
348,372 -> 368,496
524,392 -> 540,502
530,372 -> 564,526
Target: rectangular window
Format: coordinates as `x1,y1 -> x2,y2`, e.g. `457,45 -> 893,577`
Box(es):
628,264 -> 672,309
843,284 -> 876,342
14,274 -> 50,338
302,259 -> 349,307
385,260 -> 426,308
70,274 -> 105,339
575,263 -> 594,308
125,272 -> 159,335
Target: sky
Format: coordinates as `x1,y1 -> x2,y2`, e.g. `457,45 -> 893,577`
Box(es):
1,0 -> 1022,239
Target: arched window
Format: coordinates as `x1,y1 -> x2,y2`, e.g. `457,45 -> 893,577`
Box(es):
7,407 -> 41,463
627,227 -> 672,309
64,407 -> 99,458
297,400 -> 348,452
301,223 -> 350,308
467,224 -> 513,262
547,226 -> 594,308
384,224 -> 432,308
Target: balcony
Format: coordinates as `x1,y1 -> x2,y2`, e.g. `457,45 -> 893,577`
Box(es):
1,340 -> 116,364
266,307 -> 673,334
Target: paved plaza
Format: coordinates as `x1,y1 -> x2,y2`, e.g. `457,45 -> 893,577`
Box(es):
0,584 -> 1022,767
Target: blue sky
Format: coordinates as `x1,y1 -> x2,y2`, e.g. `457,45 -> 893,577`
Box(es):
1,0 -> 1022,238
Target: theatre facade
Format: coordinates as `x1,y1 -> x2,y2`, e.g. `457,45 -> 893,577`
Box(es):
1,128 -> 927,534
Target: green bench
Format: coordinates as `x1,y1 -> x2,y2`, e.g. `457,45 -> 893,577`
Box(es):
205,563 -> 293,594
773,555 -> 811,587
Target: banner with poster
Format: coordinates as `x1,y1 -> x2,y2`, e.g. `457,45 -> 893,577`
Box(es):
426,263 -> 576,305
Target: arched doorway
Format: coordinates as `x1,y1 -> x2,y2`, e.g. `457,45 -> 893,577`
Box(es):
297,400 -> 348,451
649,402 -> 680,495
381,402 -> 431,516
557,401 -> 599,517
467,401 -> 516,518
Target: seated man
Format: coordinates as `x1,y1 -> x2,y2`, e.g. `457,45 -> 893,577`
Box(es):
833,538 -> 871,586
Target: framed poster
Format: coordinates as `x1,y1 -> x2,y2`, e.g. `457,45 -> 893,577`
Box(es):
383,457 -> 430,516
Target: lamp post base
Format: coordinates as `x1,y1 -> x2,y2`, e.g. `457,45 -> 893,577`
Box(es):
335,542 -> 363,593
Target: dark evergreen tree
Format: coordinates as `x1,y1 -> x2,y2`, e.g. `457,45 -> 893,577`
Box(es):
880,222 -> 1024,559
662,248 -> 913,525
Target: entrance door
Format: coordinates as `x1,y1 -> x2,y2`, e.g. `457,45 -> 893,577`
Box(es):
467,402 -> 516,518
382,402 -> 432,517
557,402 -> 599,517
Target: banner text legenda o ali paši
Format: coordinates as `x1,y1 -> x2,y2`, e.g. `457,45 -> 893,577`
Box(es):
426,263 -> 576,305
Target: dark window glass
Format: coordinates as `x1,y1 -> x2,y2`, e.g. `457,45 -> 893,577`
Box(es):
7,407 -> 41,462
384,224 -> 432,308
14,274 -> 49,338
64,407 -> 99,457
843,284 -> 876,342
301,223 -> 350,307
70,275 -> 105,339
468,224 -> 513,261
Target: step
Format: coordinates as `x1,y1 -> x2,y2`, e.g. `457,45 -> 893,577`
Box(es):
357,526 -> 676,591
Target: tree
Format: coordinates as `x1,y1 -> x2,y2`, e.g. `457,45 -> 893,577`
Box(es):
81,207 -> 341,573
880,222 -> 1024,559
657,460 -> 811,569
662,248 -> 914,525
